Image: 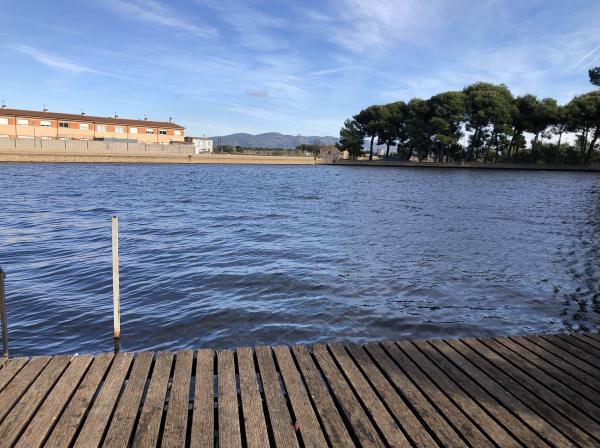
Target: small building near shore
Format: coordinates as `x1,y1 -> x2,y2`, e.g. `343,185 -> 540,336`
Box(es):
319,145 -> 342,163
185,136 -> 213,154
0,107 -> 185,144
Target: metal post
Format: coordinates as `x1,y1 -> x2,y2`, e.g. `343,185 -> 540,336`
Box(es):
112,216 -> 121,352
0,266 -> 8,358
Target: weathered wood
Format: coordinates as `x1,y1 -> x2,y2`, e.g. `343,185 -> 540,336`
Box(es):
132,351 -> 174,448
190,349 -> 215,448
0,356 -> 51,424
526,335 -> 600,379
451,338 -> 597,447
328,343 -> 409,447
0,355 -> 71,447
255,345 -> 299,448
364,342 -> 465,447
44,353 -> 114,448
313,344 -> 384,448
14,355 -> 93,448
237,347 -> 269,448
291,344 -> 354,448
218,349 -> 242,448
414,340 -> 548,447
542,334 -> 600,368
509,335 -> 600,392
0,358 -> 27,392
556,334 -> 600,362
585,332 -> 600,343
571,332 -> 600,351
103,351 -> 154,447
397,340 -> 519,447
73,352 -> 133,448
162,349 -> 194,448
274,345 -> 328,448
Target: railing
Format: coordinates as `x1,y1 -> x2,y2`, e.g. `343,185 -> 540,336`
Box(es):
0,266 -> 8,358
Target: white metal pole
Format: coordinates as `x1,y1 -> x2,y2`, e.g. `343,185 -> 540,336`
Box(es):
0,266 -> 8,358
112,216 -> 121,352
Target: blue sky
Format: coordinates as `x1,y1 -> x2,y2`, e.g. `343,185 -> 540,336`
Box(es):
1,0 -> 599,137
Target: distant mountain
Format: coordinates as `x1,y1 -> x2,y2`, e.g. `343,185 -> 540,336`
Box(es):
210,132 -> 338,149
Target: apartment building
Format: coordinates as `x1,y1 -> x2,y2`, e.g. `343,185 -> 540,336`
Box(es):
0,108 -> 185,144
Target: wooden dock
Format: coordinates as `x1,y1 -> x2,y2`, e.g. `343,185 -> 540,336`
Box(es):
0,333 -> 599,447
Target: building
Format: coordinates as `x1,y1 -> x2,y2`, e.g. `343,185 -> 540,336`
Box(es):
185,136 -> 213,154
0,107 -> 185,144
319,145 -> 343,162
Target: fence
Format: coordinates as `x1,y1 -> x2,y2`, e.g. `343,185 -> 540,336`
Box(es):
0,137 -> 195,155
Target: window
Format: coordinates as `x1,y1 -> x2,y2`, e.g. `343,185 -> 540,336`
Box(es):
17,119 -> 28,125
159,129 -> 167,135
174,129 -> 181,136
115,126 -> 125,133
130,127 -> 138,134
80,123 -> 89,130
18,135 -> 34,139
0,118 -> 8,125
146,128 -> 154,134
96,124 -> 107,132
40,120 -> 52,127
59,122 -> 69,128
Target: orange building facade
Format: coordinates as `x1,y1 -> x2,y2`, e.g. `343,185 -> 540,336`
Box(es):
0,108 -> 185,144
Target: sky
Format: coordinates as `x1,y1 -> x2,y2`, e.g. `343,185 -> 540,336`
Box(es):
1,0 -> 600,137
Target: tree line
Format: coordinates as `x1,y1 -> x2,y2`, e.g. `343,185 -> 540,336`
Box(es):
337,68 -> 600,165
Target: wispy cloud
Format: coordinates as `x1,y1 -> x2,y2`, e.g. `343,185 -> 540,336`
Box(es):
97,0 -> 216,38
10,44 -> 98,74
227,104 -> 289,121
246,89 -> 269,97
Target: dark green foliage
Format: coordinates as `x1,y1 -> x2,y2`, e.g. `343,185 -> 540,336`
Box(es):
339,78 -> 600,166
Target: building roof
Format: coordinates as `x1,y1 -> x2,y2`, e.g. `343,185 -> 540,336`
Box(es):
0,108 -> 184,129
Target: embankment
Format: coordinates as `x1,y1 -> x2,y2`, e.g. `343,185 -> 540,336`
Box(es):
0,149 -> 317,165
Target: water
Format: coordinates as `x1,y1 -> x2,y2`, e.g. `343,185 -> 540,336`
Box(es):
0,164 -> 599,356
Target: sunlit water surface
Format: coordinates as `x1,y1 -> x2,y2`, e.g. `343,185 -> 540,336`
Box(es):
0,163 -> 599,356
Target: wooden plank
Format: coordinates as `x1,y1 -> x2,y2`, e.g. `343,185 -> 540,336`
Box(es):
132,351 -> 174,448
0,358 -> 27,392
161,349 -> 193,448
274,345 -> 328,448
527,335 -> 600,378
237,347 -> 268,448
0,355 -> 71,447
397,340 -> 519,447
383,341 -> 493,448
346,344 -> 437,448
291,344 -> 354,448
414,340 -> 548,447
73,352 -> 133,448
44,353 -> 114,448
571,333 -> 600,351
492,336 -> 600,418
13,355 -> 93,448
255,345 -> 299,448
584,332 -> 600,343
312,344 -> 385,448
217,349 -> 242,448
509,336 -> 600,393
103,351 -> 154,447
0,356 -> 50,424
476,338 -> 600,428
545,334 -> 600,367
558,334 -> 600,361
450,338 -> 597,447
190,349 -> 215,448
364,343 -> 465,447
430,339 -> 574,447
328,343 -> 409,447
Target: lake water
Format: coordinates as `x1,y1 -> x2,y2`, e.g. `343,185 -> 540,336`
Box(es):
0,163 -> 599,356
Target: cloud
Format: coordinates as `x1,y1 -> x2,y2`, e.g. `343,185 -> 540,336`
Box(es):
227,104 -> 289,121
97,0 -> 216,38
9,44 -> 99,74
246,89 -> 269,97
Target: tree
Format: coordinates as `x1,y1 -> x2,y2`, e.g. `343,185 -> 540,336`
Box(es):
376,101 -> 407,157
549,105 -> 569,158
428,91 -> 466,162
589,67 -> 600,87
526,98 -> 559,162
566,91 -> 600,164
336,119 -> 365,160
509,95 -> 537,162
354,105 -> 385,161
463,82 -> 514,162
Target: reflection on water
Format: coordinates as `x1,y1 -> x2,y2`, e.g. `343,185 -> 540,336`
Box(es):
0,163 -> 598,356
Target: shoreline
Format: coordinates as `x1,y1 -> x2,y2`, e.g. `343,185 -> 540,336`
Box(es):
330,159 -> 600,172
0,149 -> 317,165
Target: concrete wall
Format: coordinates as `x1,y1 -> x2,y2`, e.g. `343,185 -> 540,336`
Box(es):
0,137 -> 194,154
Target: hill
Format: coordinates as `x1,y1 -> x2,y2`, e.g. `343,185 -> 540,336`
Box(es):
210,132 -> 338,149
